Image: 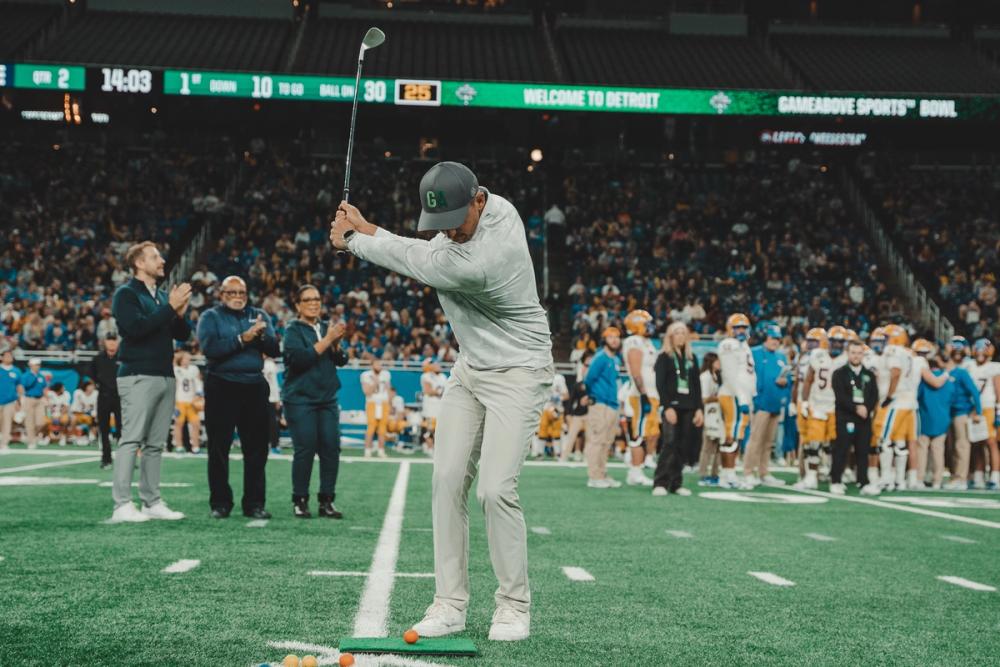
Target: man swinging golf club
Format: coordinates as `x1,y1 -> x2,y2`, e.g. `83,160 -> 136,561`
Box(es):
330,161 -> 553,641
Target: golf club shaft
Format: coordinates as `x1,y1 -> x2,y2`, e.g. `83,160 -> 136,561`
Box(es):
343,53 -> 365,204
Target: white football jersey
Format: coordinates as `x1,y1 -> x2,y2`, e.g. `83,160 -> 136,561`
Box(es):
970,361 -> 1000,407
48,390 -> 71,415
718,337 -> 756,404
807,349 -> 847,417
862,345 -> 879,372
894,352 -> 927,411
869,351 -> 891,402
961,357 -> 977,373
883,345 -> 916,409
361,369 -> 392,404
390,394 -> 406,417
622,334 -> 659,400
72,388 -> 98,415
796,349 -> 812,403
174,365 -> 201,403
420,371 -> 447,419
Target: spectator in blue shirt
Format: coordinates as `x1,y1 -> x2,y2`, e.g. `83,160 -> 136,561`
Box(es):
583,327 -> 623,489
20,358 -> 48,449
744,325 -> 791,485
943,346 -> 983,489
0,349 -> 23,450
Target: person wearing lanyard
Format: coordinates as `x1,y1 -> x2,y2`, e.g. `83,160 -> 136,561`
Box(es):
831,340 -> 878,494
281,284 -> 349,519
652,322 -> 702,496
744,324 -> 791,487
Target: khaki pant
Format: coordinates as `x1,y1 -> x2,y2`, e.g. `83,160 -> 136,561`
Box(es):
699,434 -> 721,477
22,396 -> 47,444
559,414 -> 586,461
431,358 -> 551,615
916,434 -> 946,487
584,403 -> 617,481
114,375 -> 175,509
743,411 -> 780,477
0,401 -> 16,448
951,414 -> 972,482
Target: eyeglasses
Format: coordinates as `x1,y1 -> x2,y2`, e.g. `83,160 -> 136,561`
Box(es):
222,290 -> 247,297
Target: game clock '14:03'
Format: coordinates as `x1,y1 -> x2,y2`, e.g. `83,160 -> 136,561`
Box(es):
100,68 -> 152,94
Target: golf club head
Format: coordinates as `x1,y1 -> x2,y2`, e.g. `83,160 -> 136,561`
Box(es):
362,27 -> 385,52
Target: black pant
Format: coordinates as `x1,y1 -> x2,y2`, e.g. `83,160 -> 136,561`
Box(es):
267,402 -> 280,449
97,396 -> 121,465
654,408 -> 702,491
205,375 -> 269,513
285,401 -> 341,500
833,415 -> 871,485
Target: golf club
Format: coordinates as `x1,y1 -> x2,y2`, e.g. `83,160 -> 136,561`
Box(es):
343,26 -> 385,204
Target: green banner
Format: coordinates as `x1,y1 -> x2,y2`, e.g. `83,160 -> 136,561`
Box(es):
12,64 -> 85,91
163,70 -> 394,104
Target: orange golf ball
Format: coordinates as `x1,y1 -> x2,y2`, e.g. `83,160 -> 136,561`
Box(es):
404,629 -> 419,644
282,656 -> 300,667
339,653 -> 355,667
302,657 -> 318,667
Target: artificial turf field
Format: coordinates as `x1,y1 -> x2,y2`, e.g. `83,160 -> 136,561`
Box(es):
2,446 -> 1000,667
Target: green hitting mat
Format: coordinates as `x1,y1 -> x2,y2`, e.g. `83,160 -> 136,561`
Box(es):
338,637 -> 477,656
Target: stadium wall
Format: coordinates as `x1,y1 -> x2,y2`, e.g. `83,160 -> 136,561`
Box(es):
87,0 -> 292,19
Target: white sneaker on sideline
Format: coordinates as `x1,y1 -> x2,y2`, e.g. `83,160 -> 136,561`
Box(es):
829,483 -> 846,495
141,501 -> 185,521
488,607 -> 530,641
626,468 -> 654,487
792,477 -> 818,491
377,449 -> 388,459
739,476 -> 760,490
643,455 -> 656,470
412,602 -> 466,638
943,480 -> 965,490
860,483 -> 881,496
109,503 -> 150,523
762,474 -> 786,486
587,477 -> 621,489
674,487 -> 692,497
651,486 -> 668,497
363,449 -> 373,459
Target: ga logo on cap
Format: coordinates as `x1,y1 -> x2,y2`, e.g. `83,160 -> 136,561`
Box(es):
426,190 -> 448,209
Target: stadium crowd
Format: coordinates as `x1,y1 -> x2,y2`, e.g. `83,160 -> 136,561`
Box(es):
861,156 -> 1000,340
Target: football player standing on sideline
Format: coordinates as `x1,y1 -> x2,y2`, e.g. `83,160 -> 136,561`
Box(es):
331,162 -> 553,642
621,310 -> 657,486
717,314 -> 756,489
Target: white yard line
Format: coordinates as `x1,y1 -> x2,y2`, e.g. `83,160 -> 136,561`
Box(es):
530,526 -> 551,535
309,571 -> 432,578
936,575 -> 996,592
562,566 -> 595,582
97,482 -> 192,488
785,487 -> 1000,529
352,461 -> 410,638
804,533 -> 837,542
246,520 -> 269,528
748,571 -> 796,587
162,559 -> 201,574
0,457 -> 99,474
665,530 -> 693,539
940,535 -> 977,544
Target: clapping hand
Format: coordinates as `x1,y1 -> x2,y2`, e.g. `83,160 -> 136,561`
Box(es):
241,315 -> 267,343
169,283 -> 192,315
325,321 -> 347,343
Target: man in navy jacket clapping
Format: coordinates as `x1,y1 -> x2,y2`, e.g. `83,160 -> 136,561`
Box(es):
197,276 -> 280,519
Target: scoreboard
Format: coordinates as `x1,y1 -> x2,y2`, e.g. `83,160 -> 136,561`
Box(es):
1,62 -> 995,121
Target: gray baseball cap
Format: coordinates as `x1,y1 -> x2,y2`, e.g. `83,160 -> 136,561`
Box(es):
418,161 -> 479,232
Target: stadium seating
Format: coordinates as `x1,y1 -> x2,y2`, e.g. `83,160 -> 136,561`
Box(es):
558,157 -> 898,343
295,17 -> 553,81
860,157 -> 1000,338
0,135 -> 233,352
776,35 -> 1000,94
35,11 -> 291,71
557,28 -> 789,89
0,1 -> 60,59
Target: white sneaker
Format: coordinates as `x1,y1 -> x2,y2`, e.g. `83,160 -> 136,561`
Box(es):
626,469 -> 654,487
739,475 -> 760,490
718,478 -> 740,489
643,455 -> 656,470
377,449 -> 388,459
488,606 -> 530,642
571,452 -> 583,462
860,483 -> 881,496
109,503 -> 151,523
829,483 -> 846,495
412,602 -> 466,638
651,486 -> 668,497
587,477 -> 622,489
363,449 -> 373,459
674,487 -> 692,497
842,468 -> 857,484
943,480 -> 965,491
141,501 -> 185,520
793,478 -> 818,491
762,475 -> 786,486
